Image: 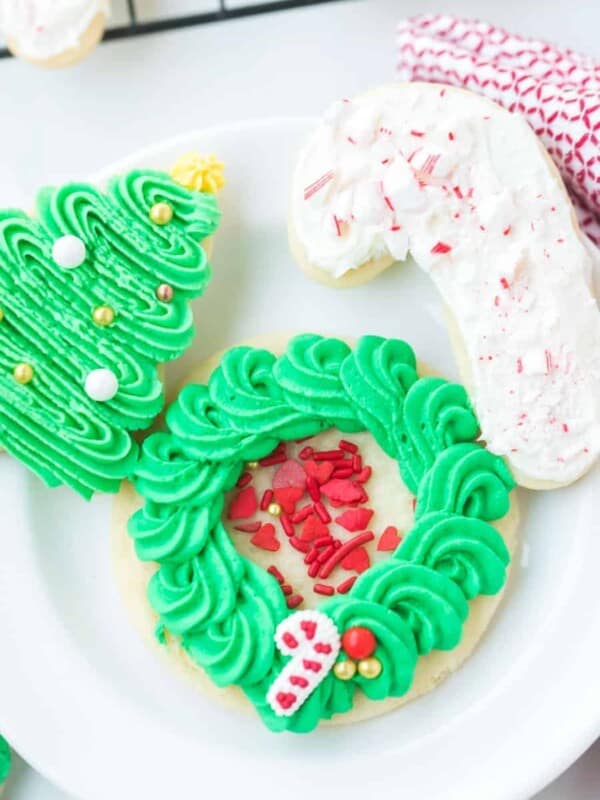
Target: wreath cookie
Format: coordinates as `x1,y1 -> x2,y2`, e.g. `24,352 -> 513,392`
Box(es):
0,155 -> 223,498
112,333 -> 519,733
289,84 -> 600,490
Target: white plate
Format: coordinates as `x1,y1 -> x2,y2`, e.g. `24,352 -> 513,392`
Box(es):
0,119 -> 599,800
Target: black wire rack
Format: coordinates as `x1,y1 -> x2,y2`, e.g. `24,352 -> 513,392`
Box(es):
0,0 -> 343,59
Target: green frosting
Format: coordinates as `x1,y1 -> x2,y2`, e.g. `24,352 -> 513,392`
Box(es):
0,735 -> 10,784
129,334 -> 515,732
0,170 -> 220,498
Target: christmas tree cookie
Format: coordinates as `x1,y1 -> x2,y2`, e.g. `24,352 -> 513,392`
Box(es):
0,164 -> 221,498
112,333 -> 519,733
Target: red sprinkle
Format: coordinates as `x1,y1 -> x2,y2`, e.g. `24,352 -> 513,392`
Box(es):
286,594 -> 304,609
352,454 -> 362,473
448,131 -> 455,140
280,513 -> 294,537
304,549 -> 320,565
332,467 -> 354,479
236,472 -> 252,488
503,226 -> 512,236
267,565 -> 284,584
289,537 -> 310,554
260,488 -> 274,511
335,508 -> 374,532
313,449 -> 344,461
314,501 -> 332,523
259,452 -> 287,467
304,459 -> 335,484
341,545 -> 370,574
299,446 -> 314,460
291,504 -> 313,524
313,583 -> 335,596
410,129 -> 425,137
336,576 -> 357,594
316,545 -> 336,564
227,486 -> 258,520
517,357 -> 523,374
377,525 -> 402,551
562,423 -> 569,432
313,535 -> 334,548
234,521 -> 261,533
250,523 -> 280,552
308,561 -> 321,578
339,439 -> 358,453
319,531 -> 375,579
431,241 -> 452,255
500,277 -> 510,289
356,466 -> 372,483
307,476 -> 321,502
281,584 -> 293,596
300,513 -> 329,542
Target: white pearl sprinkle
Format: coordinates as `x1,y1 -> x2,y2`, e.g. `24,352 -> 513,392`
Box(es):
52,235 -> 86,269
84,368 -> 119,402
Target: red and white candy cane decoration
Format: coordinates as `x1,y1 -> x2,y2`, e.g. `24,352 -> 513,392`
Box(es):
397,14 -> 600,241
267,610 -> 341,717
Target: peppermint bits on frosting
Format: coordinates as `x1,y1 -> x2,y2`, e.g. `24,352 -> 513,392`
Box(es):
291,84 -> 600,486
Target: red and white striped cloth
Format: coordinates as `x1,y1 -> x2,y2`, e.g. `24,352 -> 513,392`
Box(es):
397,14 -> 600,246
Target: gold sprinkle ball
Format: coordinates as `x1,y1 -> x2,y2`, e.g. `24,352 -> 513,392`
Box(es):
333,660 -> 357,681
170,152 -> 225,194
357,657 -> 382,680
267,502 -> 282,517
156,283 -> 174,303
247,461 -> 259,469
149,202 -> 173,226
13,362 -> 34,384
92,305 -> 115,327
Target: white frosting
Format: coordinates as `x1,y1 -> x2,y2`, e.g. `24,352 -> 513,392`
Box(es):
291,84 -> 600,485
0,0 -> 109,60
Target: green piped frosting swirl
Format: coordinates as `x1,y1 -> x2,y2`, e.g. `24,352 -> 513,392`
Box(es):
129,334 -> 515,732
0,170 -> 220,497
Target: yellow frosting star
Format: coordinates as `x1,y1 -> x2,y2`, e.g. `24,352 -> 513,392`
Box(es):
170,152 -> 225,194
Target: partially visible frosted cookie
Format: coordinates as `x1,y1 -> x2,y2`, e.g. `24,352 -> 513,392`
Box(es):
0,1 -> 109,68
112,332 -> 519,733
289,84 -> 600,489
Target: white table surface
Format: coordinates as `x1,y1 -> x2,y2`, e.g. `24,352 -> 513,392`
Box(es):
0,0 -> 598,797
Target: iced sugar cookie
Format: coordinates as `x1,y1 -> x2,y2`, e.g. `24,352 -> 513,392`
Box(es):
112,333 -> 519,733
289,84 -> 600,489
0,163 -> 222,498
0,1 -> 109,68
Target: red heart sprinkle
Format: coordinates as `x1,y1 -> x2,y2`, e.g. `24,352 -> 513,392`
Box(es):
272,459 -> 307,490
282,632 -> 298,649
273,486 -> 304,514
335,508 -> 374,532
300,513 -> 330,541
227,486 -> 258,520
320,479 -> 365,506
289,675 -> 309,688
250,523 -> 280,552
304,459 -> 335,485
341,546 -> 370,573
276,692 -> 297,709
300,620 -> 317,640
377,526 -> 402,552
302,659 -> 322,672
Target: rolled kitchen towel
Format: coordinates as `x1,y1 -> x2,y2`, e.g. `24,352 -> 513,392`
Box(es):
397,14 -> 600,245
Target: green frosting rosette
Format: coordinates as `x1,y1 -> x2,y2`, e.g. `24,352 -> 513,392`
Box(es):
0,169 -> 220,498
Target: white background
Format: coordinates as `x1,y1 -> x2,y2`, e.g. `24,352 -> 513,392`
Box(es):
0,0 -> 598,797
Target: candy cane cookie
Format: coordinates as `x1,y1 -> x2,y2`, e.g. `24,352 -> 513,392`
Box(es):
289,84 -> 600,489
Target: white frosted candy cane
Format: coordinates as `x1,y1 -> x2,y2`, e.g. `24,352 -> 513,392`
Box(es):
267,610 -> 341,717
289,84 -> 600,487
